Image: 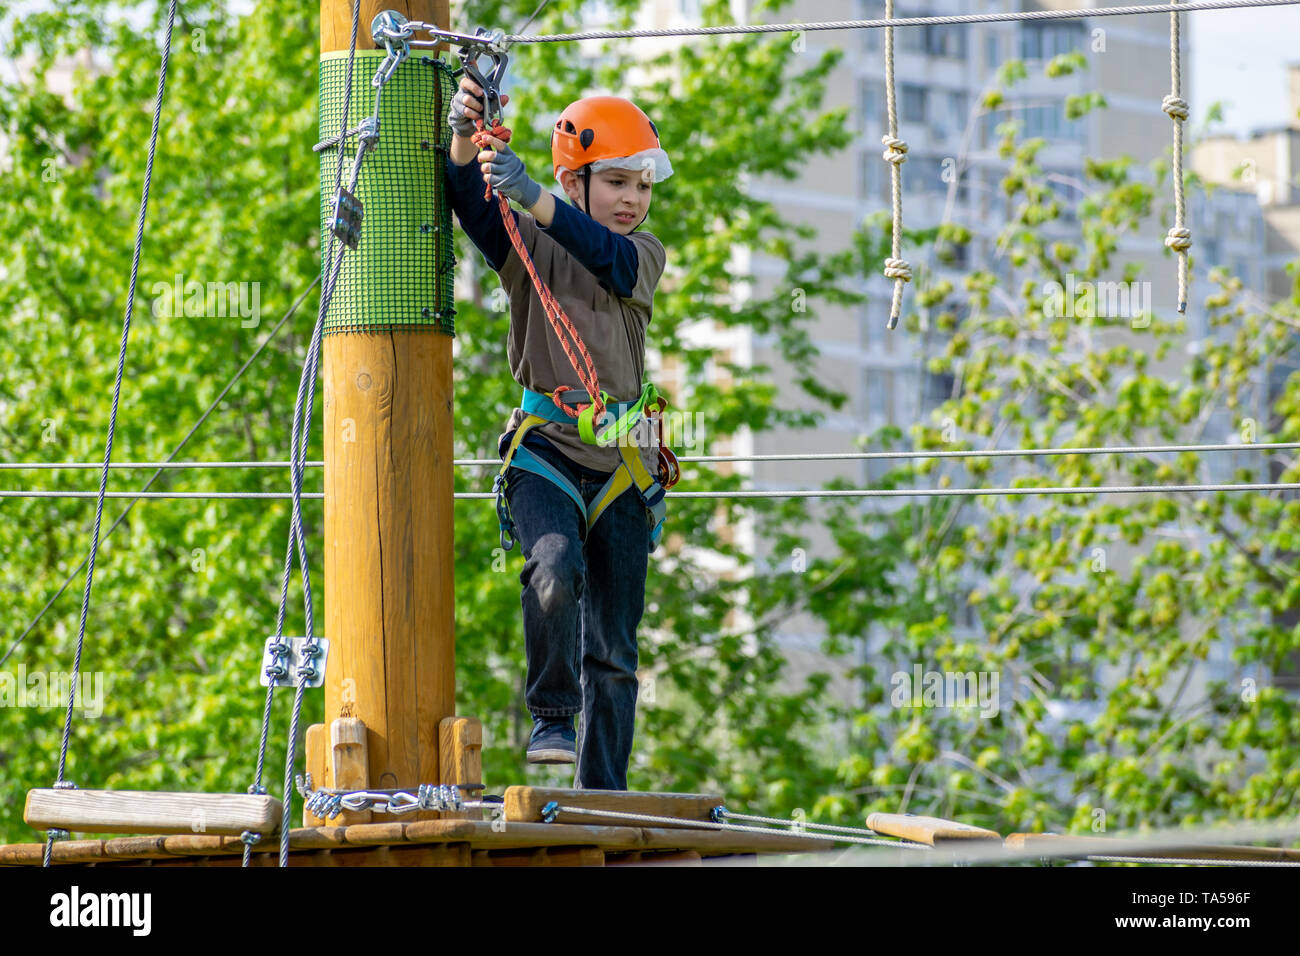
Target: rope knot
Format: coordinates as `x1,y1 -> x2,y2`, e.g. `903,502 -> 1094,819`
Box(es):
1164,226 -> 1192,252
1161,95 -> 1189,122
881,135 -> 909,165
883,257 -> 912,282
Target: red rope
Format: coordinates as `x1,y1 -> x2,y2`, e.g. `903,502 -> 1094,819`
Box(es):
472,121 -> 605,423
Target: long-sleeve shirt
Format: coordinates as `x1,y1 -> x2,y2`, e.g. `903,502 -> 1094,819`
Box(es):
444,152 -> 667,476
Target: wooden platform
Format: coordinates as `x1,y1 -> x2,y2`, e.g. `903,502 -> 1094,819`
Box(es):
0,818 -> 850,867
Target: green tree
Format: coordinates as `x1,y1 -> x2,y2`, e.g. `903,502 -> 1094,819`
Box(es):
3,0 -> 1298,857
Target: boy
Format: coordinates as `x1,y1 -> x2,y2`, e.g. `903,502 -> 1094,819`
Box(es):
445,77 -> 672,790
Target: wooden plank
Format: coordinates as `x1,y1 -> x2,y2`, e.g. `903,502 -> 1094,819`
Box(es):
0,817 -> 845,865
24,789 -> 282,836
305,722 -> 326,827
608,850 -> 701,866
405,818 -> 644,850
160,835 -> 234,856
485,847 -> 552,867
866,813 -> 1001,846
0,843 -> 45,865
45,840 -> 109,864
408,819 -> 837,855
637,826 -> 837,855
1005,833 -> 1300,862
101,837 -> 176,860
439,716 -> 483,821
264,826 -> 350,851
504,787 -> 723,828
338,822 -> 407,846
330,716 -> 372,826
478,847 -> 603,867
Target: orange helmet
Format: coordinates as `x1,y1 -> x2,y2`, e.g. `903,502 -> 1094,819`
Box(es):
550,96 -> 673,187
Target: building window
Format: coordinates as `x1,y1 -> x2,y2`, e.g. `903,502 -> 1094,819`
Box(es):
926,23 -> 967,59
923,370 -> 955,409
909,155 -> 948,195
1019,103 -> 1085,143
858,0 -> 885,50
900,20 -> 926,55
1020,22 -> 1084,60
865,369 -> 895,428
901,84 -> 928,123
946,91 -> 970,133
858,78 -> 885,130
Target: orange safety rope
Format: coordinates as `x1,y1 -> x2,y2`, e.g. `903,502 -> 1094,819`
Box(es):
471,120 -> 606,424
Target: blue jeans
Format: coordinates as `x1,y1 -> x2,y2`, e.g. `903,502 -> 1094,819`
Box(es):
500,432 -> 650,790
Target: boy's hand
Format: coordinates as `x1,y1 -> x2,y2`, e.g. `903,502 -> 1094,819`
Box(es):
479,137 -> 543,209
448,76 -> 509,138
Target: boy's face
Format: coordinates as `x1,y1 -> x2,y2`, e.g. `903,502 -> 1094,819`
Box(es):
562,165 -> 653,234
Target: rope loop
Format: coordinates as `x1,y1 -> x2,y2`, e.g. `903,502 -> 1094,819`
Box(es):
884,257 -> 912,282
1164,226 -> 1192,252
881,135 -> 909,165
1161,94 -> 1189,121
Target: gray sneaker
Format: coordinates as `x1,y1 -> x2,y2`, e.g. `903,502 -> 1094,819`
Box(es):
527,716 -> 577,764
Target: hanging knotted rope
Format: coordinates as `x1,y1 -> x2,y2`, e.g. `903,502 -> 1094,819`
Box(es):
882,0 -> 911,331
1162,0 -> 1192,313
470,121 -> 607,424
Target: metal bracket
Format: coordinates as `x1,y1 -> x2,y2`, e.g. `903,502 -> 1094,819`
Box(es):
329,187 -> 364,250
371,10 -> 412,47
259,636 -> 330,688
371,11 -> 411,88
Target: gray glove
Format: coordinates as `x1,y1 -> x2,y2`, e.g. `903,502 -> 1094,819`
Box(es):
448,85 -> 482,138
484,141 -> 543,208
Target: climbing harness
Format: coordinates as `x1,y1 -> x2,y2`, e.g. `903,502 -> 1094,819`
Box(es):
493,385 -> 679,555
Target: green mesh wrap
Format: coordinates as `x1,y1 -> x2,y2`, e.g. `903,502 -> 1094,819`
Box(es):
317,50 -> 457,336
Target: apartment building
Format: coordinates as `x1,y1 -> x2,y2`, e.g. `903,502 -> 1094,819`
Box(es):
624,2 -> 1284,717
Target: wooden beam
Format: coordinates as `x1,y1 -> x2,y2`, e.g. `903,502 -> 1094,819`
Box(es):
24,789 -> 282,836
608,849 -> 702,866
865,812 -> 1001,846
0,818 -> 841,866
320,0 -> 453,810
438,716 -> 482,821
330,716 -> 372,826
305,722 -> 326,827
504,787 -> 724,828
1005,833 -> 1300,862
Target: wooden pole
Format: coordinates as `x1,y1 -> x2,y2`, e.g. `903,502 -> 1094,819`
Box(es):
320,0 -> 454,819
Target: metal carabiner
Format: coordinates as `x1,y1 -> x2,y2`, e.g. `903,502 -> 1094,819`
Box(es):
457,27 -> 509,130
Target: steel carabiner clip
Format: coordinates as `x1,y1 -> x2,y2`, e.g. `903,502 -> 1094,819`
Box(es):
457,27 -> 509,130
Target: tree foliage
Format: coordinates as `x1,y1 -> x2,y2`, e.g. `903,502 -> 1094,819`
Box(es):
2,0 -> 1298,850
